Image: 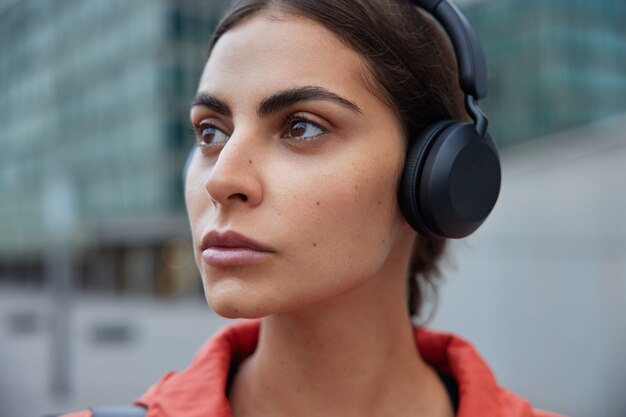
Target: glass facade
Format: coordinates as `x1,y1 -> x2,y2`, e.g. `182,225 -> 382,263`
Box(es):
464,0 -> 626,146
0,0 -> 227,290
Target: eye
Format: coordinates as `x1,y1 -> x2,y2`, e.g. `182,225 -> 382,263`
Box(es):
194,121 -> 229,148
283,117 -> 325,141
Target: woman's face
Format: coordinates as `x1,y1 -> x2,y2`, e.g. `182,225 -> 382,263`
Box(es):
186,12 -> 412,318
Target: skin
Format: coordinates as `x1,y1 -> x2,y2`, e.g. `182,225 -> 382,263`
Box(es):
186,10 -> 454,417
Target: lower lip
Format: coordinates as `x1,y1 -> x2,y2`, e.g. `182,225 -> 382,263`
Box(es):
202,247 -> 272,267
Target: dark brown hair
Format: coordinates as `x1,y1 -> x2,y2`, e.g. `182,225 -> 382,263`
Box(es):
209,0 -> 466,317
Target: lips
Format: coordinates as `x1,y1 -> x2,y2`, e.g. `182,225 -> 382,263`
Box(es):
200,230 -> 273,267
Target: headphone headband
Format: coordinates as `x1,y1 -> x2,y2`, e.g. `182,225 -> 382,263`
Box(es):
411,0 -> 488,99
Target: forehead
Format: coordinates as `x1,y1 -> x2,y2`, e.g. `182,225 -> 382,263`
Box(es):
198,13 -> 373,104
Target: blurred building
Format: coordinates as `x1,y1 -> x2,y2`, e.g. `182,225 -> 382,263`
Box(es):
0,0 -> 625,294
465,0 -> 626,146
0,0 -> 227,294
0,1 -> 624,416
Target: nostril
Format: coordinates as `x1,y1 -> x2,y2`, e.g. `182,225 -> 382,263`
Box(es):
229,193 -> 248,202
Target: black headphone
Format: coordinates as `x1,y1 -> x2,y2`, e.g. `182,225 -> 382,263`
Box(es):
399,0 -> 501,239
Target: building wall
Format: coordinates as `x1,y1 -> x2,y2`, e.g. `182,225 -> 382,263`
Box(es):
1,0 -> 167,250
0,0 -> 226,291
2,0 -> 624,287
432,114 -> 626,417
465,0 -> 626,146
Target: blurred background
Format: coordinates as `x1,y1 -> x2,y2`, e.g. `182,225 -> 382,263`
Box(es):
0,0 -> 624,416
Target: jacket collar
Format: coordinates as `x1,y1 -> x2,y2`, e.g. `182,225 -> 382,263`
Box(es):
136,319 -> 541,417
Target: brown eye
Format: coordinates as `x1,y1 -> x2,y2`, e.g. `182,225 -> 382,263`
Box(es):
195,122 -> 229,147
285,119 -> 325,141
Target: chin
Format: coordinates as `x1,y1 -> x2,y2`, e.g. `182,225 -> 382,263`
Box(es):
209,301 -> 269,320
204,287 -> 272,320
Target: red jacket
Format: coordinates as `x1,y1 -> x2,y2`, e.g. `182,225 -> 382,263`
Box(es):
64,320 -> 565,417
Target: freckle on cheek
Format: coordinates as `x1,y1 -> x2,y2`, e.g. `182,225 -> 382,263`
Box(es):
312,242 -> 317,247
248,159 -> 252,164
316,201 -> 320,206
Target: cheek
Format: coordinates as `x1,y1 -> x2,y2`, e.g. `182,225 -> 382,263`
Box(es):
330,171 -> 400,248
184,161 -> 210,222
185,182 -> 203,223
276,157 -> 403,278
184,162 -> 212,263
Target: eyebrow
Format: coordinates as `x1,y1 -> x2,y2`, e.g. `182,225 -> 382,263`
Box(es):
190,94 -> 232,117
257,86 -> 362,117
190,85 -> 362,118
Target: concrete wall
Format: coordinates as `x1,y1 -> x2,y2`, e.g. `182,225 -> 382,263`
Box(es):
432,114 -> 626,417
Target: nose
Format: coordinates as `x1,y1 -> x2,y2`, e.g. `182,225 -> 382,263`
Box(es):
204,132 -> 263,208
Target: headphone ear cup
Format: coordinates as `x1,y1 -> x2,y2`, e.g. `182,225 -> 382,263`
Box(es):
399,120 -> 454,235
400,122 -> 501,238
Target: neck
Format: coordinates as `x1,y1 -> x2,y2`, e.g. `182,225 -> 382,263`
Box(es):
228,232 -> 454,417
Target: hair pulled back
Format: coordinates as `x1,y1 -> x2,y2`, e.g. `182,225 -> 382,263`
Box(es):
209,0 -> 466,317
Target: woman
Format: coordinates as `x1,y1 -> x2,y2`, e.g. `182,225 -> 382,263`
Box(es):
65,0 -> 563,416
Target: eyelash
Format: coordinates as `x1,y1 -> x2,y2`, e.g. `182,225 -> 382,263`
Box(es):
190,121 -> 229,149
189,112 -> 327,148
280,112 -> 327,142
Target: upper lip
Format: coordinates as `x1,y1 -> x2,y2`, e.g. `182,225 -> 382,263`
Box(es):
201,230 -> 273,252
